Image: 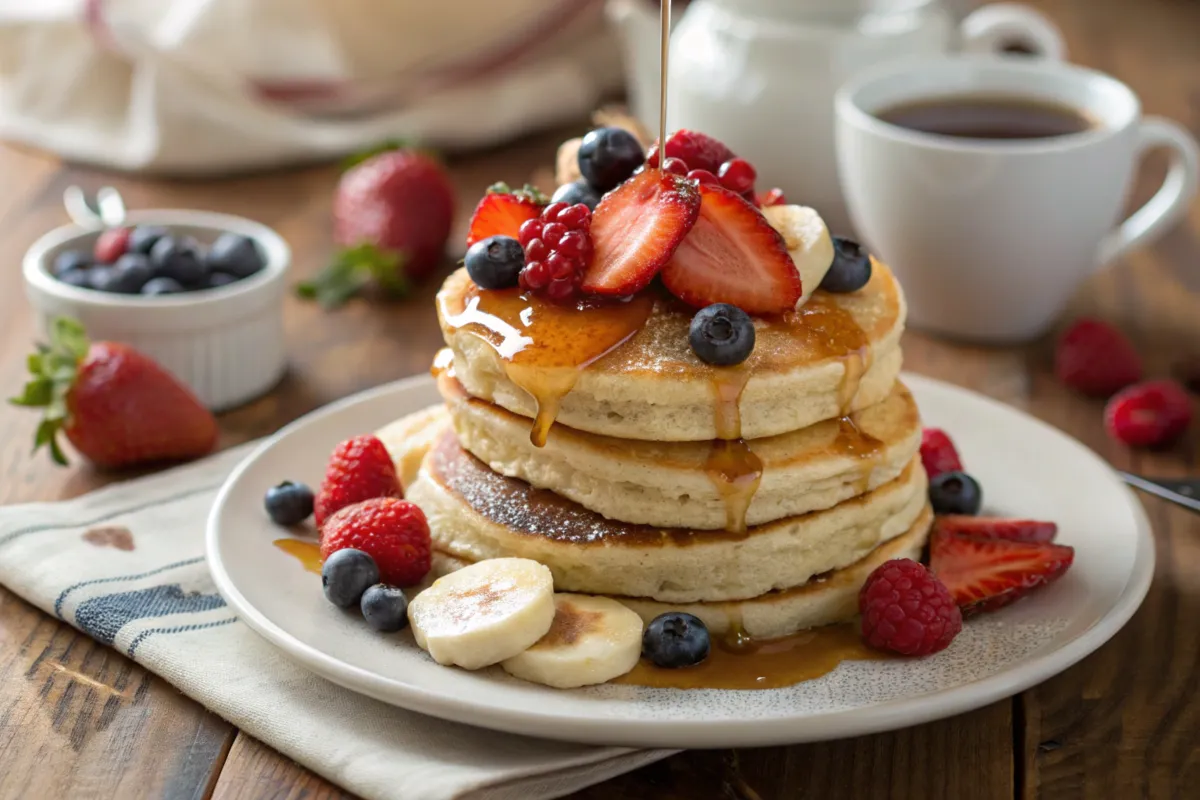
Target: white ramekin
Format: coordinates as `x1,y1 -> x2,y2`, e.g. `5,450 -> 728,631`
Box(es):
23,210 -> 290,412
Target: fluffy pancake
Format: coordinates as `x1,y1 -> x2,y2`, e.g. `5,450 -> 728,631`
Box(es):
436,260 -> 905,442
406,430 -> 929,604
432,506 -> 932,639
439,370 -> 922,529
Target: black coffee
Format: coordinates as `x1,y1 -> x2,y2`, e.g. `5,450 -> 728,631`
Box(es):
877,95 -> 1094,140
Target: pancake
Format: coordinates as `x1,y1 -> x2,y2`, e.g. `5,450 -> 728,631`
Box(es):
439,370 -> 922,529
376,403 -> 449,489
431,506 -> 932,639
406,430 -> 929,604
436,260 -> 905,442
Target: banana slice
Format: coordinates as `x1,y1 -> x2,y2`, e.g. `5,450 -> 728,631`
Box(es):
501,594 -> 644,688
408,558 -> 555,670
762,205 -> 835,308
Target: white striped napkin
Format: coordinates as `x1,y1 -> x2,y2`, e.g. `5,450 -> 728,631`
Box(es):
0,445 -> 671,800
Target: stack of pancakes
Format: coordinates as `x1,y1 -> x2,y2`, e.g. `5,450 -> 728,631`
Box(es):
387,260 -> 932,640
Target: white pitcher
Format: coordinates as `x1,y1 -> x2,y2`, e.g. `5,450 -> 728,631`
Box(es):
608,0 -> 1065,234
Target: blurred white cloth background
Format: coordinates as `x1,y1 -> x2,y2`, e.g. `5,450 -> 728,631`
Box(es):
0,0 -> 622,173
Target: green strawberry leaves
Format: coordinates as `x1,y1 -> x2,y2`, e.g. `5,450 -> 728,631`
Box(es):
9,317 -> 89,466
487,182 -> 550,205
341,139 -> 412,171
297,244 -> 409,309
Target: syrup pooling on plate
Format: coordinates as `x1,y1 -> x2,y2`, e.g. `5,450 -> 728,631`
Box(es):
276,538 -> 322,574
704,366 -> 763,533
441,284 -> 654,447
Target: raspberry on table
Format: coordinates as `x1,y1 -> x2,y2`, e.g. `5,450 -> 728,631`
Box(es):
1104,379 -> 1193,448
1055,318 -> 1143,396
859,558 -> 962,656
518,201 -> 593,303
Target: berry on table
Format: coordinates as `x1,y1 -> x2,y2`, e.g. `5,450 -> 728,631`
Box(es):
1055,318 -> 1143,396
1104,379 -> 1192,448
642,612 -> 710,668
140,276 -> 186,296
859,558 -> 961,656
930,528 -> 1074,615
320,497 -> 432,586
919,428 -> 963,479
466,235 -> 524,290
207,232 -> 266,279
127,225 -> 170,255
820,237 -> 872,293
518,202 -> 594,303
264,480 -> 315,526
94,227 -> 132,263
321,548 -> 380,608
360,584 -> 410,632
53,249 -> 92,275
577,127 -> 645,192
150,235 -> 207,286
551,180 -> 602,210
928,470 -> 983,515
645,130 -> 736,173
315,434 -> 403,527
689,303 -> 756,366
717,158 -> 757,195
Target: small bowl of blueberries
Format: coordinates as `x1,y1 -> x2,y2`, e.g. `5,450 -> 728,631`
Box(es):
23,204 -> 291,411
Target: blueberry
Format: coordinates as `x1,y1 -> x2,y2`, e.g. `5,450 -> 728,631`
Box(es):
207,232 -> 265,279
57,267 -> 92,288
360,584 -> 410,632
150,235 -> 207,285
689,303 -> 756,366
52,249 -> 92,275
465,235 -> 524,290
95,253 -> 153,294
141,276 -> 186,296
643,612 -> 710,668
577,127 -> 644,192
206,271 -> 239,289
820,237 -> 873,293
264,480 -> 314,525
321,548 -> 380,608
551,180 -> 602,210
128,225 -> 170,255
929,470 -> 983,515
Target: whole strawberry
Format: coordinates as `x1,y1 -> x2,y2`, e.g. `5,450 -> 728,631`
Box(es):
300,147 -> 456,308
320,497 -> 431,586
315,434 -> 403,527
10,318 -> 218,468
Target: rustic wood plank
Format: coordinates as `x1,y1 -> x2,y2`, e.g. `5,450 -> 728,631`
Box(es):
210,736 -> 356,800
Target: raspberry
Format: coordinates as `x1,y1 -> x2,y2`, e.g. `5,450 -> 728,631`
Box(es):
859,558 -> 962,656
314,434 -> 402,527
920,428 -> 964,479
717,158 -> 757,195
1104,380 -> 1193,448
646,130 -> 736,173
94,227 -> 132,264
320,497 -> 431,586
1055,318 -> 1143,396
661,157 -> 689,176
518,202 -> 592,303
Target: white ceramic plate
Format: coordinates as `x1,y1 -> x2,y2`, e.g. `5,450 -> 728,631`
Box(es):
207,373 -> 1154,748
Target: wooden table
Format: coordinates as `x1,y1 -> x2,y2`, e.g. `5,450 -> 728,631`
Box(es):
1,0 -> 1197,796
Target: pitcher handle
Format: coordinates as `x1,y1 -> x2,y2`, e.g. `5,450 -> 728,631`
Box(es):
960,3 -> 1067,61
1096,117 -> 1200,267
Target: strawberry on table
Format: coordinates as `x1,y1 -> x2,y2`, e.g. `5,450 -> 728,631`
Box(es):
315,434 -> 403,527
299,146 -> 456,308
581,169 -> 701,296
320,497 -> 432,587
466,183 -> 546,246
10,318 -> 218,468
659,184 -> 801,314
930,528 -> 1074,616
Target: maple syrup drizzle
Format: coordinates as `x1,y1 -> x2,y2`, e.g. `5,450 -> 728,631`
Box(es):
441,285 -> 654,447
834,415 -> 885,495
774,292 -> 874,415
615,622 -> 886,690
701,367 -> 763,534
275,538 -> 322,574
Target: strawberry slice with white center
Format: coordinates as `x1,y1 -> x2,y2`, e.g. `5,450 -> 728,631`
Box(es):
660,184 -> 802,314
581,169 -> 701,296
930,529 -> 1074,616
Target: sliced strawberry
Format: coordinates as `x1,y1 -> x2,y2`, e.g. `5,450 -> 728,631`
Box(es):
581,169 -> 700,296
930,529 -> 1074,615
934,515 -> 1058,544
466,190 -> 544,247
659,185 -> 801,314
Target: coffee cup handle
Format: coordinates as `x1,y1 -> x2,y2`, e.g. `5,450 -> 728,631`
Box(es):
1096,117 -> 1200,268
960,4 -> 1067,61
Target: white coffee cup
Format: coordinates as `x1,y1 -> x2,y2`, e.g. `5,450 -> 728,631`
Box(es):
835,55 -> 1199,342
